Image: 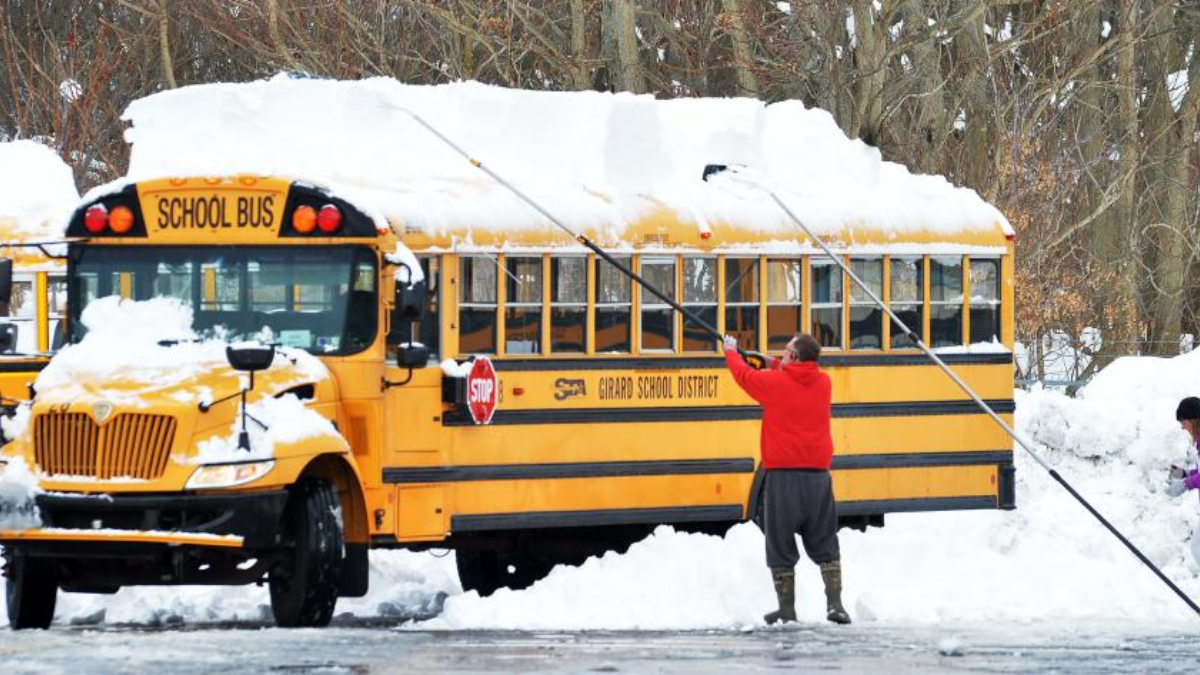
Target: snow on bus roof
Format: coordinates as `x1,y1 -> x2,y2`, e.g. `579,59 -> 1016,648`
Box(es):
0,140 -> 77,239
114,75 -> 1012,244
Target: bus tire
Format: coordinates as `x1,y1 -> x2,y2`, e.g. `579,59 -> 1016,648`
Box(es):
456,549 -> 555,596
270,479 -> 344,628
455,549 -> 505,597
5,552 -> 57,630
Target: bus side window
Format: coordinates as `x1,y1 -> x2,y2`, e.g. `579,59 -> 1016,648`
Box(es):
766,259 -> 802,351
505,256 -> 542,355
889,256 -> 923,349
930,256 -> 964,347
810,258 -> 843,349
459,255 -> 497,354
682,257 -> 717,353
849,258 -> 883,350
725,257 -> 760,351
640,256 -> 676,352
550,256 -> 586,353
969,258 -> 1001,344
595,255 -> 632,353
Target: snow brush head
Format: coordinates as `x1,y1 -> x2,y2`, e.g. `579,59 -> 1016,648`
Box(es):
701,164 -> 729,182
1177,397 -> 1200,422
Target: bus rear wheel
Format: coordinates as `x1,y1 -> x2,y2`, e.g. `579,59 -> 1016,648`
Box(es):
5,552 -> 58,630
456,549 -> 555,597
270,479 -> 344,628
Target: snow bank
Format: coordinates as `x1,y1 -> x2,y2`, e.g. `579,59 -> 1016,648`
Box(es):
0,140 -> 78,237
112,75 -> 1010,244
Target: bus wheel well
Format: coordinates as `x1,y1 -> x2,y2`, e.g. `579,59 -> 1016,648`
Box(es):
298,454 -> 367,544
298,454 -> 369,598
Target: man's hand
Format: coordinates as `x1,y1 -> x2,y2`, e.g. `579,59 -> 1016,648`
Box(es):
1167,477 -> 1187,497
722,335 -> 738,352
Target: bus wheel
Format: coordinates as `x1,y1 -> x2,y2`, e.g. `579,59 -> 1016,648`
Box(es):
455,550 -> 504,597
5,552 -> 58,630
270,479 -> 344,628
456,550 -> 555,597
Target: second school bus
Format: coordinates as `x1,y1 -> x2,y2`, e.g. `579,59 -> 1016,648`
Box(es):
0,175 -> 1014,628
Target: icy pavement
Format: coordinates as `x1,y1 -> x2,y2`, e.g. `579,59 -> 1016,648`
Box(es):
0,620 -> 1195,674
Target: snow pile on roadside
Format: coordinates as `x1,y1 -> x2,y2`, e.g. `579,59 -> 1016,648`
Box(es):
0,457 -> 42,530
111,75 -> 1010,243
0,140 -> 78,237
418,353 -> 1200,629
35,296 -> 326,407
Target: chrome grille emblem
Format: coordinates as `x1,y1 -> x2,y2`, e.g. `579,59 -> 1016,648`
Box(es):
92,401 -> 114,424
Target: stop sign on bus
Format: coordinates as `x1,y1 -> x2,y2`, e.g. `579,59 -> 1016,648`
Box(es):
467,356 -> 498,425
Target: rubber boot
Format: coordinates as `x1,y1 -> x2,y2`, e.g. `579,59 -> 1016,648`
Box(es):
763,567 -> 797,625
820,560 -> 851,625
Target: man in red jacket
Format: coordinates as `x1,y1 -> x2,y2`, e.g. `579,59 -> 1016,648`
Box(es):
724,332 -> 850,625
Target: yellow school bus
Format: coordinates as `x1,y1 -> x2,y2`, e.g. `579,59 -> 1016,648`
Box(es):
0,175 -> 1014,628
0,219 -> 67,406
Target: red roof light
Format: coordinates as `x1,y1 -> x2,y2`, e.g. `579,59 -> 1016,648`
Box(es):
317,205 -> 342,233
84,205 -> 108,233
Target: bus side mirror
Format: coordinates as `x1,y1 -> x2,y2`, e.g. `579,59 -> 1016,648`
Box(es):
397,342 -> 429,367
392,279 -> 428,323
0,258 -> 12,307
225,344 -> 275,373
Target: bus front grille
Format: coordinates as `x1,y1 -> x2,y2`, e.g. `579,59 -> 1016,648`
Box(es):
34,412 -> 177,480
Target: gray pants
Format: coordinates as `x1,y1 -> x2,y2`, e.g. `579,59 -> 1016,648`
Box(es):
764,469 -> 841,568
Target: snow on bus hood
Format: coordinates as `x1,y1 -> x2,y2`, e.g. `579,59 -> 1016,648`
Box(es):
108,75 -> 1011,242
34,296 -> 328,408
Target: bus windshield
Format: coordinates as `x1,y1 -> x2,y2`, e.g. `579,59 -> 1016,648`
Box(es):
68,245 -> 377,355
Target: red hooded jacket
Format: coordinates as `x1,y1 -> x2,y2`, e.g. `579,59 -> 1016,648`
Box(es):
725,349 -> 834,469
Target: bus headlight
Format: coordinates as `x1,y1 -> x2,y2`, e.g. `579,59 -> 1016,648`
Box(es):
185,460 -> 275,490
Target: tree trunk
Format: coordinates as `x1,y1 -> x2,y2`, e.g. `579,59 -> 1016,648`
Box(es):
570,0 -> 590,90
1109,0 -> 1142,352
611,0 -> 645,93
1152,27 -> 1200,352
901,0 -> 944,174
850,0 -> 886,145
953,0 -> 992,195
721,0 -> 759,96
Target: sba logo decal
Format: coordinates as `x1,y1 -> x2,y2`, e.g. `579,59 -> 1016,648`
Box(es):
554,378 -> 587,401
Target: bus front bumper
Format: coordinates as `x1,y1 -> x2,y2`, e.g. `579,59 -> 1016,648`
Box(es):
0,490 -> 287,553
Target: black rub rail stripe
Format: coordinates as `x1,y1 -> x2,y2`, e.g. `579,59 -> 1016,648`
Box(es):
831,450 -> 1012,470
384,458 -> 756,484
382,451 -> 1013,484
0,360 -> 48,373
451,505 -> 746,532
489,352 -> 1012,372
443,399 -> 1016,426
446,496 -> 998,533
836,496 -> 997,516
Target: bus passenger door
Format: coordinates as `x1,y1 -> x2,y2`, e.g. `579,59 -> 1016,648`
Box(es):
382,257 -> 448,542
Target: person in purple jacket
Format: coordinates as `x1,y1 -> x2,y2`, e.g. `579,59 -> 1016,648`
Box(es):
1167,397 -> 1200,565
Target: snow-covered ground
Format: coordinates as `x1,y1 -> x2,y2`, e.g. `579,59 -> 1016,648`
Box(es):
5,348 -> 1200,630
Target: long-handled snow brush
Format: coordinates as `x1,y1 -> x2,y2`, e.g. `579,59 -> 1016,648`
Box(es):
392,106 -> 767,367
702,163 -> 1200,619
